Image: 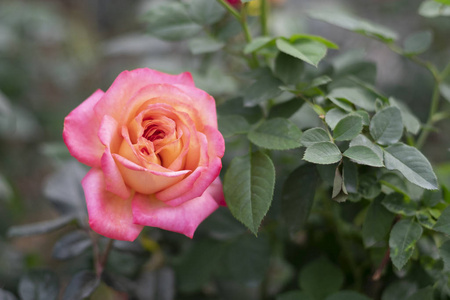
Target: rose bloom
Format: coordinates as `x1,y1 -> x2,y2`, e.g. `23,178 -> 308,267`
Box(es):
63,68 -> 225,241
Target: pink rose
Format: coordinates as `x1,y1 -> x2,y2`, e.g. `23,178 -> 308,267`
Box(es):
63,68 -> 225,241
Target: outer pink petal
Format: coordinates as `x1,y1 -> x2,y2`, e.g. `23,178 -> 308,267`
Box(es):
208,177 -> 226,206
98,116 -> 130,199
132,185 -> 221,238
94,69 -> 194,121
82,168 -> 143,241
63,89 -> 105,168
156,126 -> 224,206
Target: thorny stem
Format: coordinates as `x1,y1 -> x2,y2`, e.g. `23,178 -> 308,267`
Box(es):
89,230 -> 114,277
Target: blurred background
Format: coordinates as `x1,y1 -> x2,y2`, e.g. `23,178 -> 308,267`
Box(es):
0,0 -> 449,298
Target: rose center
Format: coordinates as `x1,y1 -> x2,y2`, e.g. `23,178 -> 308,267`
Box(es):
144,125 -> 165,141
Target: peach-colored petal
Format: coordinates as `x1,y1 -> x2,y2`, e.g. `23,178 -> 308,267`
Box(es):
98,116 -> 130,199
95,69 -> 194,121
63,89 -> 105,168
114,154 -> 190,194
157,127 -> 224,206
132,186 -> 221,238
82,168 -> 143,241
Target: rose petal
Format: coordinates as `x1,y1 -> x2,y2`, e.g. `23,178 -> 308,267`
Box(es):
98,116 -> 130,199
207,177 -> 226,206
132,185 -> 221,238
63,89 -> 104,168
95,69 -> 194,121
82,168 -> 143,241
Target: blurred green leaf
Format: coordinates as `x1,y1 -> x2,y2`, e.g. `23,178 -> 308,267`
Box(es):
224,151 -> 275,234
403,31 -> 433,55
343,145 -> 384,167
303,142 -> 342,165
389,218 -> 423,270
275,51 -> 304,85
276,38 -> 327,67
309,11 -> 398,42
282,164 -> 318,232
363,196 -> 395,247
440,83 -> 450,103
143,2 -> 202,40
217,97 -> 263,123
290,34 -> 339,49
433,206 -> 450,235
19,270 -> 59,300
328,87 -> 376,111
187,0 -> 225,25
101,272 -> 136,295
422,189 -> 442,207
418,0 -> 450,17
299,257 -> 344,300
136,268 -> 175,300
268,98 -> 304,119
188,36 -> 224,54
370,106 -> 403,145
439,240 -> 450,272
325,291 -> 371,300
389,98 -> 421,135
382,193 -> 417,216
278,291 -> 313,300
244,36 -> 275,54
248,118 -> 302,150
333,114 -> 363,141
52,231 -> 92,261
218,115 -> 250,138
325,108 -> 347,130
384,143 -> 438,190
416,210 -> 436,229
358,174 -> 381,199
343,158 -> 358,193
300,128 -> 330,146
243,68 -> 283,106
62,271 -> 99,300
381,281 -> 418,300
7,215 -> 75,238
405,286 -> 434,300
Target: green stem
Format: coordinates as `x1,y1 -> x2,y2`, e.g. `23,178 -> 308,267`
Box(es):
241,3 -> 259,68
441,63 -> 450,80
260,0 -> 269,36
216,0 -> 240,20
416,83 -> 441,149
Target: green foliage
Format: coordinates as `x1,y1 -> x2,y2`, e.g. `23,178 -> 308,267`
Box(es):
389,218 -> 423,270
303,142 -> 342,165
362,196 -> 395,247
369,106 -> 403,145
276,39 -> 327,67
19,270 -> 59,300
248,118 -> 303,150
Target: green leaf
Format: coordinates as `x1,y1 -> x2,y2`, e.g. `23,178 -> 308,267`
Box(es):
381,281 -> 418,300
380,173 -> 409,197
440,83 -> 450,103
343,158 -> 358,194
243,69 -> 283,106
282,164 -> 318,232
187,0 -> 225,25
332,165 -> 348,203
275,52 -> 304,84
276,38 -> 327,67
268,98 -> 304,119
370,106 -> 403,145
422,189 -> 442,207
244,36 -> 275,54
358,174 -> 381,199
217,97 -> 263,124
299,257 -> 344,300
218,115 -> 250,138
433,205 -> 450,235
333,115 -> 363,141
384,143 -> 438,190
363,196 -> 396,247
188,36 -> 224,55
290,34 -> 339,49
403,31 -> 433,55
303,142 -> 342,165
62,271 -> 99,300
419,0 -> 450,17
343,145 -> 384,167
7,215 -> 75,237
248,118 -> 302,150
382,193 -> 417,216
389,218 -> 423,270
405,287 -> 434,300
224,151 -> 275,234
309,11 -> 398,42
328,87 -> 376,111
278,291 -> 313,300
19,270 -> 60,300
325,108 -> 347,130
350,134 -> 383,160
439,240 -> 450,272
52,231 -> 92,261
416,210 -> 436,229
389,97 -> 421,135
143,2 -> 202,41
325,291 -> 371,300
300,128 -> 330,146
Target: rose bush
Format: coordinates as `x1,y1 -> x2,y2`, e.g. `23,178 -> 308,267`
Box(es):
63,68 -> 225,241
